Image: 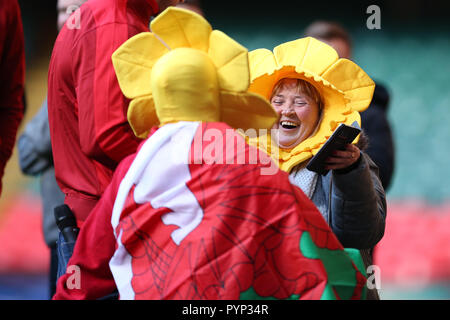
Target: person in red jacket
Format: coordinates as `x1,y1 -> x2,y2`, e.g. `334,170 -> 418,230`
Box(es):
47,0 -> 184,226
0,0 -> 25,196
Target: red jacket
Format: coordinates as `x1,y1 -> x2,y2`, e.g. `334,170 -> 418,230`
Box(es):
53,122 -> 366,300
0,0 -> 25,196
48,0 -> 159,224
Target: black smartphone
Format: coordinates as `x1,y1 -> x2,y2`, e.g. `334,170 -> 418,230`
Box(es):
306,123 -> 361,175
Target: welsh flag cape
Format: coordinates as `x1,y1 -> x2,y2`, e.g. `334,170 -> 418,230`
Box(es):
109,121 -> 367,300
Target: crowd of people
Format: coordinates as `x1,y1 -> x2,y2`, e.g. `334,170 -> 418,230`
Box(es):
0,0 -> 395,300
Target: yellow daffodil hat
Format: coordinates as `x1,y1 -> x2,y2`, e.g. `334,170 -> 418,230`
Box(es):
248,37 -> 375,172
111,7 -> 278,139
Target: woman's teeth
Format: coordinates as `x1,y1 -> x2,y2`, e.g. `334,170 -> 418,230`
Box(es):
280,121 -> 298,129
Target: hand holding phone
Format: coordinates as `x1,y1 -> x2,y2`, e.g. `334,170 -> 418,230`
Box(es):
306,123 -> 361,175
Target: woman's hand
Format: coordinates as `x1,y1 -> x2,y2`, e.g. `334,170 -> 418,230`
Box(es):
324,144 -> 361,171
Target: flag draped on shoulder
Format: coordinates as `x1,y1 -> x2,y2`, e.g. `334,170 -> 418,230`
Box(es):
110,122 -> 367,300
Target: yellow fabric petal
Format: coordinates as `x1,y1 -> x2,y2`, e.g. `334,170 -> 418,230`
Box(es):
321,59 -> 375,112
208,30 -> 249,92
127,95 -> 158,139
278,150 -> 312,172
111,32 -> 168,99
220,91 -> 278,131
248,49 -> 280,100
150,7 -> 211,52
274,37 -> 339,75
249,49 -> 278,82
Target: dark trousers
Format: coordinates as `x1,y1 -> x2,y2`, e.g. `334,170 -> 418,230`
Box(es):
49,243 -> 58,299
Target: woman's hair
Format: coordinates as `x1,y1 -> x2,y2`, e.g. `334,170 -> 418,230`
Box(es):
270,78 -> 323,111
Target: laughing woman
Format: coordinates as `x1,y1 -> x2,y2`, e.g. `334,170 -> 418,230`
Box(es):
248,38 -> 386,298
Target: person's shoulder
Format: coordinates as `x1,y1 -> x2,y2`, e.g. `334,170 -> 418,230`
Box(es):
371,81 -> 390,110
83,0 -> 129,26
57,0 -> 124,43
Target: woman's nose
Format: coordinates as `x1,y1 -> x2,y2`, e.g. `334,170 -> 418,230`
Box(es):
280,104 -> 294,115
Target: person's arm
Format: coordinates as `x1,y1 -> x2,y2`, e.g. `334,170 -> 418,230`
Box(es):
53,139 -> 143,299
0,0 -> 25,194
329,152 -> 386,249
73,23 -> 141,170
18,101 -> 53,176
52,166 -> 123,300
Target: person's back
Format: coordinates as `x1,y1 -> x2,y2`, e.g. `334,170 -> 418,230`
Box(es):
48,0 -> 180,225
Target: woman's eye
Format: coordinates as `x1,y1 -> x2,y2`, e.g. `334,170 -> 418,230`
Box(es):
294,100 -> 307,106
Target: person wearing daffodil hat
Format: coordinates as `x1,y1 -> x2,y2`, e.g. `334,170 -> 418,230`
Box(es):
248,38 -> 386,297
249,37 -> 386,247
54,8 -> 369,300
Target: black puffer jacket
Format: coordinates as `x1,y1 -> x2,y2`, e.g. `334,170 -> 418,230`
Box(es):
290,135 -> 386,299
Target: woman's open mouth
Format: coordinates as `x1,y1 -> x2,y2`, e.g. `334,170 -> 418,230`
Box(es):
280,120 -> 299,130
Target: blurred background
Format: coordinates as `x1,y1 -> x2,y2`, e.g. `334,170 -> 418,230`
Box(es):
0,0 -> 449,299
